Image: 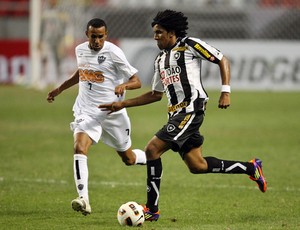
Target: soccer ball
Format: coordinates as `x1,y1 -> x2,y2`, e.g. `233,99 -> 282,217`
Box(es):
117,201 -> 145,227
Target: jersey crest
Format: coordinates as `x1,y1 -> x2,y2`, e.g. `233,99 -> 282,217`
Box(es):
97,55 -> 106,64
174,52 -> 180,60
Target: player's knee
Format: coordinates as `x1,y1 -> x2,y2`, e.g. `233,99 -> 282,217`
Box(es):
121,156 -> 135,166
145,145 -> 157,160
118,150 -> 136,166
74,143 -> 88,155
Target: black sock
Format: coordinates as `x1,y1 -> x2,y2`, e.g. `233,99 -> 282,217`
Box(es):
146,158 -> 162,213
204,156 -> 254,175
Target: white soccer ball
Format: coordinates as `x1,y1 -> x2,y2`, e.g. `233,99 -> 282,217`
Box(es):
117,201 -> 145,227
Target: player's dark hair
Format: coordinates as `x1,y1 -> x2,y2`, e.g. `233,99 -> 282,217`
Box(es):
151,10 -> 188,38
86,18 -> 107,31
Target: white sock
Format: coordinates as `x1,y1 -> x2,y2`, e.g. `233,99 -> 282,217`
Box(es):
132,149 -> 146,165
73,154 -> 89,202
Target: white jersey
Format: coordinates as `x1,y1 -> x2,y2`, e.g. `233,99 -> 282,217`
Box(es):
73,41 -> 138,119
151,37 -> 223,117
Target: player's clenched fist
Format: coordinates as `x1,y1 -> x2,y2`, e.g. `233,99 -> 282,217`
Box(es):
47,88 -> 60,103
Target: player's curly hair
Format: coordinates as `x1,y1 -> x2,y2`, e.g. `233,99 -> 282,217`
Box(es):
86,18 -> 107,31
151,10 -> 188,38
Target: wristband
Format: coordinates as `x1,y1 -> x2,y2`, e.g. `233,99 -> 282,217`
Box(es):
221,85 -> 231,93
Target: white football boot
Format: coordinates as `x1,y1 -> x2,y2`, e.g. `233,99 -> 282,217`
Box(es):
71,197 -> 91,216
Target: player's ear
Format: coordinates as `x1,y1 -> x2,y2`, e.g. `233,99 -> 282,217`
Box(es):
85,30 -> 89,37
169,30 -> 175,38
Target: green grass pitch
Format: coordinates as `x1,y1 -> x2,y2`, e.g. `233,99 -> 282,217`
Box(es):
0,85 -> 299,229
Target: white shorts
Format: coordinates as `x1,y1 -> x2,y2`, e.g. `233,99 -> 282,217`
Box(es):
70,109 -> 132,152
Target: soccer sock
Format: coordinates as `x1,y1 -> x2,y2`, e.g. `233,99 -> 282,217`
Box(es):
146,158 -> 162,213
204,156 -> 254,175
132,149 -> 146,165
73,154 -> 89,202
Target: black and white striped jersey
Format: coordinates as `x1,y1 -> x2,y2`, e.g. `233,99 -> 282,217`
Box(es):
151,37 -> 223,117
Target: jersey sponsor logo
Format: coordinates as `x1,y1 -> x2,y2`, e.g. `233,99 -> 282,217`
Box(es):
193,43 -> 211,59
97,55 -> 106,64
168,101 -> 188,112
160,66 -> 181,86
79,69 -> 105,83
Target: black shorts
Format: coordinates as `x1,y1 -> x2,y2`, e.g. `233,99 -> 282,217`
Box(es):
155,111 -> 204,159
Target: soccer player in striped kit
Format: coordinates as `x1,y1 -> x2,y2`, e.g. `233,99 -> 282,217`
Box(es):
99,10 -> 267,221
47,18 -> 146,216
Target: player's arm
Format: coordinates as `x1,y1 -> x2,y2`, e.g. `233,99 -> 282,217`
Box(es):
47,69 -> 80,103
218,56 -> 231,109
99,90 -> 163,114
114,74 -> 141,97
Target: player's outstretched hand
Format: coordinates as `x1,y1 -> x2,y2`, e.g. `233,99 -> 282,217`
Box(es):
47,88 -> 60,103
99,102 -> 123,114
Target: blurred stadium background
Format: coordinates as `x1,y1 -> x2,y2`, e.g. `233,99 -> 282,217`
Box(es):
0,0 -> 300,90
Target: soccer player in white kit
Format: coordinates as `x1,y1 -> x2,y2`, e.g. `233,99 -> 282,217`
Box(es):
47,18 -> 146,215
